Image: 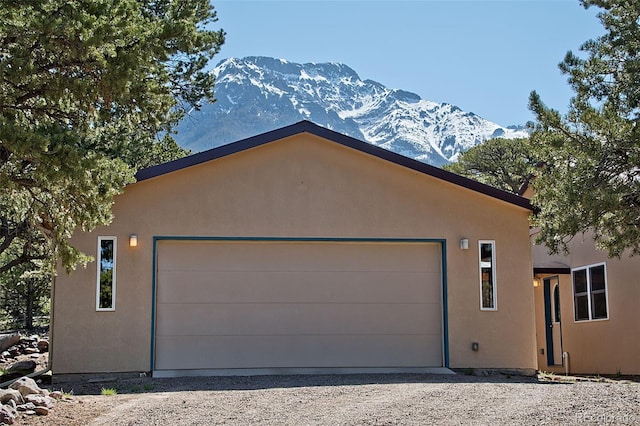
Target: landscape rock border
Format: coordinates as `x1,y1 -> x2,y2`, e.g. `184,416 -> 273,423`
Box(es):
0,333 -> 53,424
0,377 -> 57,424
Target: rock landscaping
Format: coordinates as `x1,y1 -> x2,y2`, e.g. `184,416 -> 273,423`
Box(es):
0,334 -> 55,424
0,377 -> 58,424
0,334 -> 49,380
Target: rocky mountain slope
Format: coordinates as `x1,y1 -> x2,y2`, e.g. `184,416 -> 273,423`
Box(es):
175,56 -> 528,166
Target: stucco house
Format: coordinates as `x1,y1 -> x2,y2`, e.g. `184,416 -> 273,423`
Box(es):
51,121 -> 536,377
531,230 -> 640,376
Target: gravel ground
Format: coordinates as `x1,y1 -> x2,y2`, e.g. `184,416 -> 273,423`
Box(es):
12,372 -> 640,425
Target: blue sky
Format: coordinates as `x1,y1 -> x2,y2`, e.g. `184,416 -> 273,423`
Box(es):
209,1 -> 604,127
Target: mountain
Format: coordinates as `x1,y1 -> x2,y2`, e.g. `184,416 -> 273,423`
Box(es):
175,56 -> 528,166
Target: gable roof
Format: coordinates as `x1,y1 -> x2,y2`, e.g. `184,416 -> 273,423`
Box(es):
136,120 -> 533,211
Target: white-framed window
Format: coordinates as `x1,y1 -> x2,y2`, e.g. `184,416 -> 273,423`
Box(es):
572,262 -> 608,321
96,236 -> 117,311
478,240 -> 497,310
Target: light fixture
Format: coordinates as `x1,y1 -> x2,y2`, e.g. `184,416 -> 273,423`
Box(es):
533,278 -> 540,287
459,238 -> 469,250
129,234 -> 138,247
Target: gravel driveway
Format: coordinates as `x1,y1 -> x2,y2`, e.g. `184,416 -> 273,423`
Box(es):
16,373 -> 640,425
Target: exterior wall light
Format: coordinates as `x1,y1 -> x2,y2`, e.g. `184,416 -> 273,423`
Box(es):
459,238 -> 469,250
533,278 -> 540,287
129,234 -> 138,247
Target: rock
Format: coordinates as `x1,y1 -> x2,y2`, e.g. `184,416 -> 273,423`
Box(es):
0,389 -> 23,405
23,410 -> 36,416
34,406 -> 49,416
24,394 -> 55,409
16,403 -> 36,412
23,348 -> 38,355
0,334 -> 20,353
0,404 -> 16,424
9,377 -> 42,397
5,360 -> 37,375
19,338 -> 35,346
36,340 -> 49,353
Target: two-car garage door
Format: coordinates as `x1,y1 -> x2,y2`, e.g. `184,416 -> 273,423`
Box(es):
154,240 -> 443,374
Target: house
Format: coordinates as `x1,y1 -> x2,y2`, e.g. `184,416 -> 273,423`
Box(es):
522,185 -> 640,375
51,121 -> 536,377
531,230 -> 640,375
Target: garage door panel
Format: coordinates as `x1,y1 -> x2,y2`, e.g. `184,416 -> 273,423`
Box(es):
157,270 -> 442,304
156,302 -> 442,336
158,241 -> 441,273
155,334 -> 443,370
155,240 -> 443,371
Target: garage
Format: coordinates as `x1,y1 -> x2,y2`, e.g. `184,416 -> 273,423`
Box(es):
52,122 -> 537,375
153,238 -> 444,375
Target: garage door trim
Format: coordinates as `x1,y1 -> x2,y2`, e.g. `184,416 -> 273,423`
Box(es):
150,236 -> 449,372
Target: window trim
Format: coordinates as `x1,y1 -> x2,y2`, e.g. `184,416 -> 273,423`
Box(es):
571,262 -> 609,322
96,236 -> 117,312
478,240 -> 497,311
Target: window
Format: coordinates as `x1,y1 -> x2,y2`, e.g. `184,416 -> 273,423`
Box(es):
479,240 -> 497,310
572,263 -> 608,321
553,284 -> 561,323
96,237 -> 117,311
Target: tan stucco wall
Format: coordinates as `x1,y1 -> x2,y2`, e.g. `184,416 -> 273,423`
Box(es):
533,234 -> 640,375
52,133 -> 535,374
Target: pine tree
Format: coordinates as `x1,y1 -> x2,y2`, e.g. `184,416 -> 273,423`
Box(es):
444,138 -> 536,194
0,0 -> 224,273
529,0 -> 640,256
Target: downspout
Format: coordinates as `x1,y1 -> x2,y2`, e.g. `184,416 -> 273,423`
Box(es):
0,275 -> 55,389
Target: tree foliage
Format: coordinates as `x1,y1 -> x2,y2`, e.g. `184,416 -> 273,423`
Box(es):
0,0 -> 224,273
529,0 -> 640,257
0,249 -> 50,329
444,138 -> 536,194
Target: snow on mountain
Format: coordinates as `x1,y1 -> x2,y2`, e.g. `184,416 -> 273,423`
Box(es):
175,56 -> 528,166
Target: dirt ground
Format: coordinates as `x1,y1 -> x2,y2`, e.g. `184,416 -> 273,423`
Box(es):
9,372 -> 640,425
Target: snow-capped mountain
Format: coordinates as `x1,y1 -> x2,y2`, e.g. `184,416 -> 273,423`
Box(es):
175,56 -> 528,166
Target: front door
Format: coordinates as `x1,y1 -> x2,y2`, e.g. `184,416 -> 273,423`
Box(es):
543,277 -> 563,366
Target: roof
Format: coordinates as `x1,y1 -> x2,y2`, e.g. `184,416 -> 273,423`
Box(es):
136,120 -> 533,211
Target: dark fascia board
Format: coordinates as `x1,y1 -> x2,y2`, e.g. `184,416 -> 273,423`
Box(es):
136,120 -> 533,211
